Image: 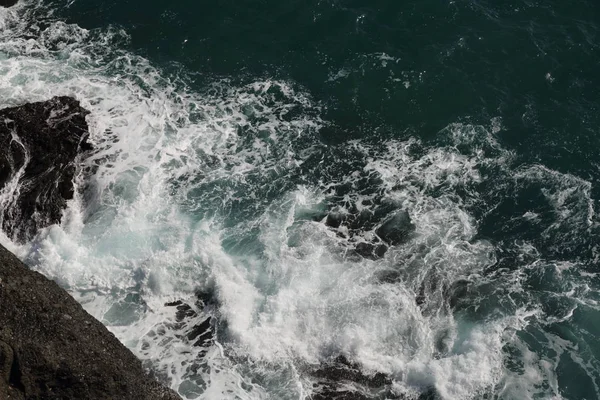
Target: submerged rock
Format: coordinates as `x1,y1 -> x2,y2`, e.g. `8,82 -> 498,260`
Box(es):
375,210 -> 415,245
0,244 -> 181,400
325,211 -> 346,229
0,96 -> 92,242
321,198 -> 415,260
354,242 -> 388,260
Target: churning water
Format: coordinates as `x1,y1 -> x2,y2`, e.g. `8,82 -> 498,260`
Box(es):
2,0 -> 600,398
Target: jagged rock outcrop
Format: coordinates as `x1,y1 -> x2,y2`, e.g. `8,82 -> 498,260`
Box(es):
0,243 -> 181,400
0,96 -> 92,242
309,355 -> 398,400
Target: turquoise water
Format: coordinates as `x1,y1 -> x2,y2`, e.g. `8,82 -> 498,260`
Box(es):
1,0 -> 600,398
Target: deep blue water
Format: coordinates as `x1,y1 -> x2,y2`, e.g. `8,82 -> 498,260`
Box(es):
2,0 -> 600,398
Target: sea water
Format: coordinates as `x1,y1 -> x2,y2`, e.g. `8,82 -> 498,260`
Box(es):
1,0 -> 600,398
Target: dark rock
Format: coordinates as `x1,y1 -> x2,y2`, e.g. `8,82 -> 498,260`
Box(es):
194,288 -> 217,308
322,201 -> 415,261
310,355 -> 399,400
347,210 -> 374,231
0,96 -> 92,242
418,388 -> 441,400
163,297 -> 215,349
354,242 -> 388,260
0,244 -> 181,400
375,210 -> 415,246
187,317 -> 213,347
311,389 -> 371,400
447,279 -> 470,310
373,200 -> 398,220
375,269 -> 402,284
175,303 -> 197,323
326,211 -> 346,229
0,340 -> 13,385
315,356 -> 391,388
0,0 -> 18,8
416,285 -> 426,307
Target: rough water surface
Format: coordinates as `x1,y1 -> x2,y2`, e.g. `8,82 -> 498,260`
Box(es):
1,0 -> 600,399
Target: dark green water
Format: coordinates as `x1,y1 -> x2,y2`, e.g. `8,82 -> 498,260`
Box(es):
2,0 -> 600,398
58,0 -> 600,153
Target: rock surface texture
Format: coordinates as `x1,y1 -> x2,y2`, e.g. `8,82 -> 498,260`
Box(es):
0,243 -> 181,400
0,96 -> 92,242
310,356 -> 398,400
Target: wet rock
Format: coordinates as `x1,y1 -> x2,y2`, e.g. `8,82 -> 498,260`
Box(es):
373,200 -> 398,220
418,388 -> 440,400
174,303 -> 197,323
194,288 -> 217,308
347,209 -> 374,231
416,285 -> 426,307
187,317 -> 213,347
0,96 -> 92,242
354,242 -> 388,260
311,389 -> 371,400
375,269 -> 402,284
164,297 -> 215,349
375,210 -> 415,246
310,355 -> 399,400
0,0 -> 18,7
326,211 -> 346,228
446,279 -> 471,310
0,244 -> 181,400
317,356 -> 390,388
0,340 -> 14,394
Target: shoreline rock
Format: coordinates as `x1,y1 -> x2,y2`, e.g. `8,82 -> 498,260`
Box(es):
0,97 -> 92,242
0,97 -> 181,399
0,243 -> 181,399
